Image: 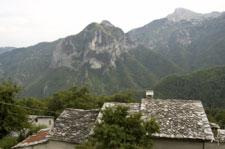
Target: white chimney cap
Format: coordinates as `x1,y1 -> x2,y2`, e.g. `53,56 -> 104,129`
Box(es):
146,90 -> 154,96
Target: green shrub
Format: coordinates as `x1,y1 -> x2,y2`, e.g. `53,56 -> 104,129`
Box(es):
0,137 -> 18,149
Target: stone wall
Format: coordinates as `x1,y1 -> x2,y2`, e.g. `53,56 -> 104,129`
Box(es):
152,138 -> 225,149
17,140 -> 75,149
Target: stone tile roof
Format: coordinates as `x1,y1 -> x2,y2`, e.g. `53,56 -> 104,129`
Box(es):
95,102 -> 140,124
13,128 -> 49,148
217,129 -> 225,142
141,99 -> 214,141
101,102 -> 140,113
48,108 -> 99,144
98,99 -> 214,141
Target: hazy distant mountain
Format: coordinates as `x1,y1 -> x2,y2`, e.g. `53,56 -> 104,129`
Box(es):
128,8 -> 225,71
166,8 -> 221,22
0,47 -> 16,54
0,21 -> 180,98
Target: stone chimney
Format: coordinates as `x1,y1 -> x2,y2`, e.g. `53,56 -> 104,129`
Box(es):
146,90 -> 154,99
210,122 -> 220,138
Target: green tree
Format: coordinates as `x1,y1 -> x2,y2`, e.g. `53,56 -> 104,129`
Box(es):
77,106 -> 159,149
0,79 -> 30,139
16,97 -> 47,115
109,92 -> 136,103
45,86 -> 99,117
0,137 -> 18,149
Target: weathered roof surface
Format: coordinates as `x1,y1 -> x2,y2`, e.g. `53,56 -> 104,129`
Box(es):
101,102 -> 140,113
141,99 -> 214,141
96,102 -> 140,123
13,128 -> 49,148
217,129 -> 225,142
48,108 -> 99,144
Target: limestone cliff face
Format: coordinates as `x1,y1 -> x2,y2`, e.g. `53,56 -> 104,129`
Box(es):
51,21 -> 137,70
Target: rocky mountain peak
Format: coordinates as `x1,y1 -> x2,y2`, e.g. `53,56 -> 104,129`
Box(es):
83,21 -> 124,39
167,8 -> 202,22
167,8 -> 222,22
51,21 -> 137,70
101,20 -> 115,27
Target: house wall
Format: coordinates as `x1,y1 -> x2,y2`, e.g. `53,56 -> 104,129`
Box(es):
18,140 -> 75,149
47,140 -> 75,149
152,138 -> 225,149
205,142 -> 225,149
152,138 -> 203,149
18,143 -> 47,149
34,118 -> 54,128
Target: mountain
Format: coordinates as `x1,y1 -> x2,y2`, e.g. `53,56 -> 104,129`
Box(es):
154,66 -> 225,108
166,8 -> 221,22
128,8 -> 225,71
0,21 -> 180,98
0,47 -> 16,54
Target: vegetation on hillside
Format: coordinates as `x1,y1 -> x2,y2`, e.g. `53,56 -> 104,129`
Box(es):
129,13 -> 225,72
154,66 -> 225,127
0,22 -> 181,99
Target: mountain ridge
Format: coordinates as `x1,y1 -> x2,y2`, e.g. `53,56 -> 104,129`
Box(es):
0,20 -> 180,98
166,8 -> 222,22
1,8 -> 225,98
128,10 -> 225,71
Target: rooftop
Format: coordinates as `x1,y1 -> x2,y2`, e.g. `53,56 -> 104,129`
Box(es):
95,102 -> 140,125
48,108 -> 99,143
98,99 -> 214,141
217,129 -> 225,142
13,128 -> 49,148
141,99 -> 213,141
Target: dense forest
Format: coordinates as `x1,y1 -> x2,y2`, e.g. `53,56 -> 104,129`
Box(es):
154,66 -> 225,128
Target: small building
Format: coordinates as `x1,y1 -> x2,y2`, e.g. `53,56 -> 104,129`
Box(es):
29,115 -> 54,128
9,115 -> 54,137
13,109 -> 99,149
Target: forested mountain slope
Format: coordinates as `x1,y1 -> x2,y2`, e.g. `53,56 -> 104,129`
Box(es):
154,66 -> 225,108
0,21 -> 180,98
129,8 -> 225,71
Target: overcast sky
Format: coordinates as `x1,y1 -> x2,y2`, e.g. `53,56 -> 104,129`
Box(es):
0,0 -> 225,47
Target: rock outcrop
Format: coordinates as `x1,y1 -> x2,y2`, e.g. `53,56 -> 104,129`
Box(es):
51,21 -> 137,70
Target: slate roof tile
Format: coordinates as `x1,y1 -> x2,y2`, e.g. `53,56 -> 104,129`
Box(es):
217,129 -> 225,142
141,99 -> 214,141
48,108 -> 99,144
